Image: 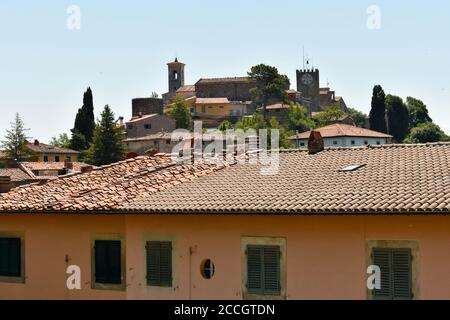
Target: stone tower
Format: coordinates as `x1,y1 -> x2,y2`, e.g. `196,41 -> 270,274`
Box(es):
296,68 -> 320,112
167,58 -> 185,93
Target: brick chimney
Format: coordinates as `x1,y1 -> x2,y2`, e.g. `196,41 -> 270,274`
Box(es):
0,176 -> 12,193
308,130 -> 324,154
64,160 -> 73,170
81,165 -> 93,173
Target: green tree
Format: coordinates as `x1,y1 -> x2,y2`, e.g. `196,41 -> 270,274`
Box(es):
386,95 -> 410,142
404,122 -> 449,143
369,85 -> 387,133
168,95 -> 192,130
248,64 -> 290,118
50,133 -> 71,149
85,105 -> 126,166
71,87 -> 96,150
0,113 -> 33,166
287,103 -> 315,132
268,117 -> 293,149
313,105 -> 346,127
347,107 -> 368,128
236,114 -> 266,131
218,120 -> 233,132
406,97 -> 432,129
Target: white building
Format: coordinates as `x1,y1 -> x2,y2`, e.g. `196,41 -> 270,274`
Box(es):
289,123 -> 393,148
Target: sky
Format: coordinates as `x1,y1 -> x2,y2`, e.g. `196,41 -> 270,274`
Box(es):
0,0 -> 449,142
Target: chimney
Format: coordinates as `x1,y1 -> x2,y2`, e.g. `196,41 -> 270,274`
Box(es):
308,130 -> 324,154
34,139 -> 40,146
64,160 -> 73,170
0,176 -> 12,194
118,116 -> 124,127
81,165 -> 93,173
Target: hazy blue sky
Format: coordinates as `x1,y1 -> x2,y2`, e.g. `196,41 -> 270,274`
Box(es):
1,0 -> 449,142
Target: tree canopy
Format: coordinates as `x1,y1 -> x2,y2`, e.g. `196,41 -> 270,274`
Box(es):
218,120 -> 233,132
287,103 -> 315,132
404,122 -> 449,144
248,64 -> 290,118
347,107 -> 368,128
312,105 -> 347,127
168,95 -> 192,130
50,133 -> 71,149
369,85 -> 387,133
85,105 -> 126,166
406,96 -> 432,129
386,94 -> 409,142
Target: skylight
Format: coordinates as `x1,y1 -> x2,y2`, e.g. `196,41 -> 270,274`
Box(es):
340,164 -> 366,172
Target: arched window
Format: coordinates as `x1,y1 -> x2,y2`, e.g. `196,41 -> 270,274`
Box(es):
173,70 -> 178,80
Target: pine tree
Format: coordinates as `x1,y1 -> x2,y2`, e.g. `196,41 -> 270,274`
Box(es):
386,95 -> 410,142
0,113 -> 33,166
70,87 -> 96,150
369,85 -> 387,133
86,105 -> 126,166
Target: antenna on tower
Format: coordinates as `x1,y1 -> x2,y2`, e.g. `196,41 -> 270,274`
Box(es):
302,46 -> 305,70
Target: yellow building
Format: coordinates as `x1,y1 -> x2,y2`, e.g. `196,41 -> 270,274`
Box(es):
194,98 -> 230,118
26,140 -> 80,163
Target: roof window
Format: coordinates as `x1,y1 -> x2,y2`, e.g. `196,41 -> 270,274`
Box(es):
340,164 -> 366,172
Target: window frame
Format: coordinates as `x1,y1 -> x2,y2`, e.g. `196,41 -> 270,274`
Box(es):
241,236 -> 286,300
366,240 -> 420,300
146,240 -> 173,287
91,234 -> 126,291
0,231 -> 25,284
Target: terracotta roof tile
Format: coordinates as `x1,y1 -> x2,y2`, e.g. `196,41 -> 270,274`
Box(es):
124,143 -> 450,214
290,123 -> 392,139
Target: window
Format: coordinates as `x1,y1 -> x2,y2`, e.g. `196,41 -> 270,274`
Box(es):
43,155 -> 49,162
93,240 -> 123,287
376,141 -> 381,145
0,237 -> 22,280
364,140 -> 369,145
166,139 -> 171,144
54,156 -> 60,162
65,155 -> 71,162
144,124 -> 152,130
340,164 -> 366,172
372,248 -> 412,300
333,140 -> 338,145
246,245 -> 280,295
351,140 -> 355,145
146,241 -> 172,287
201,106 -> 206,113
300,142 -> 305,147
366,240 -> 419,300
127,124 -> 133,130
200,259 -> 215,279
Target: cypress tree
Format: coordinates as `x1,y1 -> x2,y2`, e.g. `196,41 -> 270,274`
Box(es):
70,87 -> 96,150
369,85 -> 387,133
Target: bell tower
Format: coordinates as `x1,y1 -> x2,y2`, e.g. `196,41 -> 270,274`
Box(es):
167,58 -> 185,93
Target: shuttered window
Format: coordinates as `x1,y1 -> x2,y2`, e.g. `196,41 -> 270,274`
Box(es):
146,241 -> 172,287
0,237 -> 21,278
373,248 -> 412,300
94,240 -> 122,284
246,245 -> 280,295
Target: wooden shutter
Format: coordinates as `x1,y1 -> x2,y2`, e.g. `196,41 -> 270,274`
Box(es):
146,241 -> 172,287
373,248 -> 392,300
94,240 -> 122,284
246,245 -> 281,295
247,246 -> 263,294
373,247 -> 412,300
392,248 -> 412,300
263,246 -> 281,295
0,237 -> 21,278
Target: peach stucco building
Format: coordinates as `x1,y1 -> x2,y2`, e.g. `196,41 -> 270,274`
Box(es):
1,141 -> 450,300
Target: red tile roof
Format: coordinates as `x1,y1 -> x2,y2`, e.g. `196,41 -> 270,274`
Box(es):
125,143 -> 450,214
196,98 -> 230,104
196,77 -> 254,84
26,142 -> 79,154
290,123 -> 392,140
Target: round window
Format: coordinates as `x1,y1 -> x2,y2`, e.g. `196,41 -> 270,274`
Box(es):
200,259 -> 215,279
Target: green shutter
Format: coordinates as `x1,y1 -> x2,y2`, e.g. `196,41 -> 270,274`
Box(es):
373,247 -> 412,300
94,240 -> 122,284
0,238 -> 21,278
247,246 -> 263,294
373,248 -> 392,300
392,248 -> 412,300
247,245 -> 281,295
146,241 -> 172,287
263,246 -> 281,295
